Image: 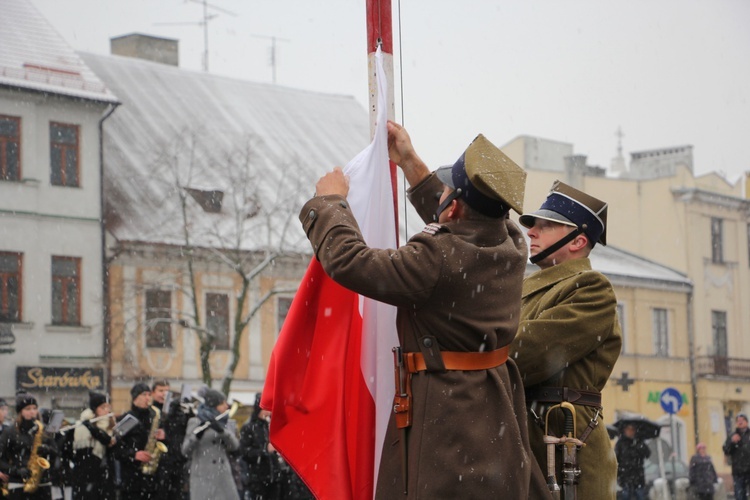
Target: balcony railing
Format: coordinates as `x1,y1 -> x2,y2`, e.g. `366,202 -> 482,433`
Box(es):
695,356 -> 750,378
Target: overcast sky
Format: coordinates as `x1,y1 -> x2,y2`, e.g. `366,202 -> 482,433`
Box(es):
31,0 -> 750,183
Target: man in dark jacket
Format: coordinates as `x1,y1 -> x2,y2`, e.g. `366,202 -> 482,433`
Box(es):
111,383 -> 165,499
239,394 -> 279,500
724,413 -> 750,500
151,380 -> 191,500
615,424 -> 651,499
306,122 -> 549,498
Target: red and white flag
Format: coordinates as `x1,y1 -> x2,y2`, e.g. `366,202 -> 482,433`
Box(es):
261,46 -> 398,500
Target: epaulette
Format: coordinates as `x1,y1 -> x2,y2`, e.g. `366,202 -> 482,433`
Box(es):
421,223 -> 446,235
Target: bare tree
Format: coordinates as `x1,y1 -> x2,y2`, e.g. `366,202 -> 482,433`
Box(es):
108,129 -> 312,393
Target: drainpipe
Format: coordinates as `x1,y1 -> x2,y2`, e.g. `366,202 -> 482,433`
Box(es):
687,288 -> 699,444
99,102 -> 120,396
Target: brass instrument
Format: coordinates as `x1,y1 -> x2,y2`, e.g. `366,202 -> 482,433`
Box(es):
141,405 -> 168,475
23,420 -> 51,493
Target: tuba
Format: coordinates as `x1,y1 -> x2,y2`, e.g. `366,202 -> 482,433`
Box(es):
23,420 -> 51,493
141,405 -> 168,475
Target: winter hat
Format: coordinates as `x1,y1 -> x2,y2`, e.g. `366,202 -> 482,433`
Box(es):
130,382 -> 151,400
89,391 -> 108,411
203,389 -> 226,408
15,391 -> 37,413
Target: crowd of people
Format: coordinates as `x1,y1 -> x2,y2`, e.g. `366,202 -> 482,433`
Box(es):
0,384 -> 313,500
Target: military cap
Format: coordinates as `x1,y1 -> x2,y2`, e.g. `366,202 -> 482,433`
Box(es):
435,134 -> 526,216
520,180 -> 608,246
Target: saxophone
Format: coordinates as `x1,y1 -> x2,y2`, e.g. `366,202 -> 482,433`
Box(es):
141,405 -> 168,475
23,420 -> 51,493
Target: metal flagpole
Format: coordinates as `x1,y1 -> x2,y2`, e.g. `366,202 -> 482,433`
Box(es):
366,0 -> 399,243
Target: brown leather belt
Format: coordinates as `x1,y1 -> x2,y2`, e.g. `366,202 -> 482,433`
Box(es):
403,345 -> 509,373
525,386 -> 601,408
393,346 -> 510,431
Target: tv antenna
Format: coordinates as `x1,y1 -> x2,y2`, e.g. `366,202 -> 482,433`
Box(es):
249,34 -> 290,84
155,0 -> 237,72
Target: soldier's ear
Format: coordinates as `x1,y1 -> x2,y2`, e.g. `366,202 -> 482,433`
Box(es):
570,234 -> 589,252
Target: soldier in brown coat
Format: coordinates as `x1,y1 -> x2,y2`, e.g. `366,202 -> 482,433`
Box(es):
510,181 -> 622,499
304,121 -> 549,498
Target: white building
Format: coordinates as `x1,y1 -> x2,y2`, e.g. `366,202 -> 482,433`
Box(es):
0,0 -> 119,411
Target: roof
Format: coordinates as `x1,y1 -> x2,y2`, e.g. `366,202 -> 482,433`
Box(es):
0,0 -> 118,103
80,51 -> 370,253
523,235 -> 692,291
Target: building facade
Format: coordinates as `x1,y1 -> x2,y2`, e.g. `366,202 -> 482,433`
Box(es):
507,135 -> 750,477
0,0 -> 119,415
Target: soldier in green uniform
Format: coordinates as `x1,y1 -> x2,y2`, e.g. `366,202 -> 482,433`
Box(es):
510,181 -> 622,499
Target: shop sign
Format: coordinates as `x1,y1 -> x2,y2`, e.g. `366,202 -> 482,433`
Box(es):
647,390 -> 688,406
16,366 -> 104,392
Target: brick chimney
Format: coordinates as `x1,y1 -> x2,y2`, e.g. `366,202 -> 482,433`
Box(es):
110,34 -> 179,67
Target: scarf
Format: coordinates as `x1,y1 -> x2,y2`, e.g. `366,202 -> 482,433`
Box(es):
73,408 -> 111,459
196,404 -> 227,428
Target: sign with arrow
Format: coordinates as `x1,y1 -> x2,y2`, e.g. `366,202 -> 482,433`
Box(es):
659,387 -> 683,414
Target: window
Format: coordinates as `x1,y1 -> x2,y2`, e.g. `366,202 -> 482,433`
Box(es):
277,296 -> 293,333
206,293 -> 229,350
0,115 -> 21,181
711,310 -> 728,357
145,290 -> 172,348
711,217 -> 723,264
0,252 -> 22,322
652,308 -> 669,356
50,122 -> 79,187
617,303 -> 626,353
51,256 -> 80,325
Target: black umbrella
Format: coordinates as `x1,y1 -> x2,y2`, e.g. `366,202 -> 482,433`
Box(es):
612,412 -> 663,441
606,424 -> 619,440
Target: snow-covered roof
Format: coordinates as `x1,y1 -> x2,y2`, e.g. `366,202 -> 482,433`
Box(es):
80,52 -> 370,253
0,0 -> 118,104
525,241 -> 692,291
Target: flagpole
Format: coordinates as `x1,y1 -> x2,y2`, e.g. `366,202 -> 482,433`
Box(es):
366,0 -> 399,242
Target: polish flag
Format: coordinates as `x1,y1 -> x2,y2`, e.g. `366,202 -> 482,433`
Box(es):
261,47 -> 398,500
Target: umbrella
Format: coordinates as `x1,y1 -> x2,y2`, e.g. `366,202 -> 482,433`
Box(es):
606,424 -> 619,440
611,411 -> 663,441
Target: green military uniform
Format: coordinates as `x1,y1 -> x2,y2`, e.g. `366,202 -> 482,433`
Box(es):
511,257 -> 622,499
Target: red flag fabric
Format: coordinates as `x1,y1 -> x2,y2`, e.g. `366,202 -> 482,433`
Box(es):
261,46 -> 397,500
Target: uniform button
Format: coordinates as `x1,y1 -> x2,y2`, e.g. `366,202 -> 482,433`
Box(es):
308,210 -> 316,220
422,338 -> 433,348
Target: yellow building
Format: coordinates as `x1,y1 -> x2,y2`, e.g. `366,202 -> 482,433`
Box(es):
507,135 -> 750,475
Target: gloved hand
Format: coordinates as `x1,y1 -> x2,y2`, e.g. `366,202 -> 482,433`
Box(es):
209,419 -> 225,434
11,466 -> 31,480
84,421 -> 113,446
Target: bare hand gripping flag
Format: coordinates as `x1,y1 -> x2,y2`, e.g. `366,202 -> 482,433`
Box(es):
261,46 -> 398,500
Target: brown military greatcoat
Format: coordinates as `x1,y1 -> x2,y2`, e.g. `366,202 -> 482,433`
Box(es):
300,174 -> 549,499
510,257 -> 622,499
